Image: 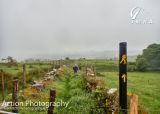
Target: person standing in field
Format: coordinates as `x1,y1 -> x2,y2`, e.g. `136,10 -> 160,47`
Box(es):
73,64 -> 79,74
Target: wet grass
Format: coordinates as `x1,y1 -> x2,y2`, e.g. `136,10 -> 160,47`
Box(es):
102,71 -> 160,114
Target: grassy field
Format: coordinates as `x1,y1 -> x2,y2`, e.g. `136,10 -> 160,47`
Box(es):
3,68 -> 97,114
0,63 -> 52,99
101,71 -> 160,114
0,60 -> 160,114
0,63 -> 51,75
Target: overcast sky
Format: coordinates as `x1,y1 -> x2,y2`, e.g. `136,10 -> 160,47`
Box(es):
0,0 -> 160,60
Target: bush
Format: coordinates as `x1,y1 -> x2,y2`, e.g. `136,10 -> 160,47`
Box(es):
29,65 -> 33,68
136,55 -> 148,72
128,65 -> 136,72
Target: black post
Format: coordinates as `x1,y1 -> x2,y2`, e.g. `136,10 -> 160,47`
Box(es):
119,42 -> 127,114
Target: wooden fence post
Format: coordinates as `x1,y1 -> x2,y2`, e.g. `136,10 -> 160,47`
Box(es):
85,67 -> 87,77
48,89 -> 56,114
1,69 -> 5,100
130,94 -> 138,114
12,77 -> 19,113
93,67 -> 96,80
23,64 -> 26,87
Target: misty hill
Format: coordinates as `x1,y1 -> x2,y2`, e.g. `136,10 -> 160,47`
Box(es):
35,50 -> 141,61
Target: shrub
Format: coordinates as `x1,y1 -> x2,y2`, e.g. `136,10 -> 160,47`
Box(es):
136,55 -> 148,72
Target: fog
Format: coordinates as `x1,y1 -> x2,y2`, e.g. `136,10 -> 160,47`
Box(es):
0,0 -> 160,60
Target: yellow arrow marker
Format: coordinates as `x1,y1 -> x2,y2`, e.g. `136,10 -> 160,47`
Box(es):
120,54 -> 127,64
127,92 -> 132,97
121,74 -> 126,83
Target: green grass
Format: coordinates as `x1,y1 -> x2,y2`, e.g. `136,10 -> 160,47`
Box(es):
79,59 -> 118,72
17,69 -> 96,114
0,63 -> 52,100
50,70 -> 96,114
102,71 -> 160,114
0,64 -> 51,75
1,60 -> 160,114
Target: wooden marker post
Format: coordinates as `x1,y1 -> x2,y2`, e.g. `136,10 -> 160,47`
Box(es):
119,42 -> 127,114
12,77 -> 19,113
48,89 -> 56,114
23,64 -> 26,87
1,70 -> 5,100
130,94 -> 138,114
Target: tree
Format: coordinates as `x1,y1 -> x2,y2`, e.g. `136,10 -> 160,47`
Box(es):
65,57 -> 70,60
1,58 -> 7,63
136,55 -> 148,72
7,56 -> 14,63
3,56 -> 17,66
136,44 -> 160,71
142,44 -> 160,70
